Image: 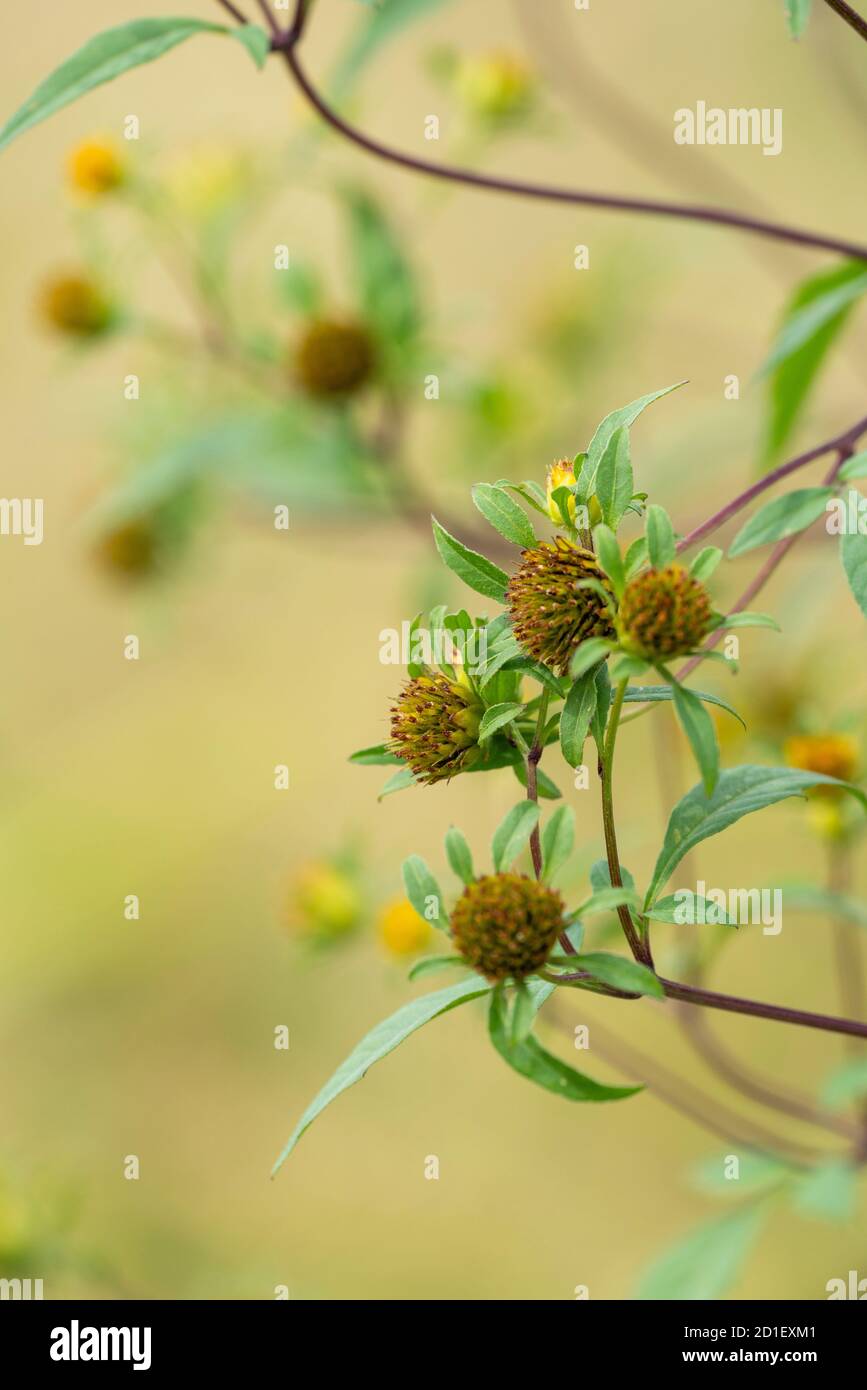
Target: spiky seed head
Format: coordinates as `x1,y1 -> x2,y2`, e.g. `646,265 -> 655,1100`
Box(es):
68,139 -> 125,195
450,873 -> 564,981
785,733 -> 859,794
390,670 -> 484,785
506,537 -> 615,675
41,274 -> 113,337
617,563 -> 712,661
295,318 -> 376,398
546,458 -> 577,523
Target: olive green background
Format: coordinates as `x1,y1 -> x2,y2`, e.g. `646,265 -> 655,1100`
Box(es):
1,0 -> 865,1298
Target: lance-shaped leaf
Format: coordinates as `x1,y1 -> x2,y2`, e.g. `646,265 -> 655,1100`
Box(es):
669,678 -> 719,795
622,685 -> 744,727
645,504 -> 677,569
402,855 -> 448,929
432,517 -> 509,603
636,1206 -> 765,1300
541,805 -> 575,882
444,826 -> 475,885
478,701 -> 525,743
646,894 -> 738,926
272,975 -> 491,1172
349,743 -> 403,766
645,765 -> 867,907
488,989 -> 641,1102
492,801 -> 539,872
559,671 -> 597,767
0,19 -> 243,153
471,483 -> 536,548
841,529 -> 867,619
728,487 -> 833,558
576,382 -> 686,499
784,0 -> 812,38
577,951 -> 664,998
594,427 -> 633,531
344,187 -> 421,359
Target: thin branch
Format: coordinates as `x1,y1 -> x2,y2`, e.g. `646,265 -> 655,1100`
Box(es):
275,16 -> 867,262
253,0 -> 282,37
676,412 -> 867,555
213,0 -> 249,25
525,690 -> 550,881
660,975 -> 867,1040
822,0 -> 867,41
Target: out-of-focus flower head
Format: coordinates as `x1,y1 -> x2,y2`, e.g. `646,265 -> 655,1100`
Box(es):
294,318 -> 376,399
290,861 -> 362,943
68,138 -> 125,196
162,144 -> 250,219
377,898 -> 432,958
455,52 -> 536,125
40,273 -> 114,338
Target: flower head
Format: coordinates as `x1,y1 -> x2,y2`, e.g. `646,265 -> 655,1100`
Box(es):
377,898 -> 432,957
785,733 -> 859,791
68,139 -> 124,195
507,537 -> 615,674
40,273 -> 113,338
390,670 -> 483,785
291,863 -> 361,940
546,458 -> 577,524
617,563 -> 712,662
295,319 -> 375,398
456,53 -> 535,123
93,519 -> 160,581
450,873 -> 564,981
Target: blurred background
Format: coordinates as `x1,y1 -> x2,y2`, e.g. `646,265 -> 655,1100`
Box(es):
1,0 -> 866,1299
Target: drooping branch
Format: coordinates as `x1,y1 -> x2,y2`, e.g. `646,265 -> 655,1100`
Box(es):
822,0 -> 867,42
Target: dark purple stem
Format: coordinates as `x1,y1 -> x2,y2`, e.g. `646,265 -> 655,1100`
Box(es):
214,0 -> 250,25
823,0 -> 867,41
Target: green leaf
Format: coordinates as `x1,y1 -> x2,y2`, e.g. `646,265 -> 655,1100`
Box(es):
541,805 -> 575,881
822,1057 -> 867,1109
407,954 -> 471,982
690,546 -> 723,582
510,982 -> 537,1045
471,483 -> 536,549
231,23 -> 272,69
578,951 -> 664,999
569,636 -> 615,681
646,893 -> 738,926
402,854 -> 448,929
277,260 -> 324,316
594,427 -> 633,531
841,529 -> 867,618
622,685 -> 745,727
590,859 -> 637,895
511,760 -> 563,800
378,767 -> 416,799
343,187 -> 421,357
0,19 -> 230,153
645,765 -> 867,907
349,743 -> 403,766
559,672 -> 597,767
576,886 -> 642,916
793,1161 -> 857,1223
431,517 -> 509,603
331,0 -> 454,100
272,975 -> 491,1171
590,664 -> 612,747
838,451 -> 867,481
577,382 -> 686,499
444,826 -> 475,885
716,611 -> 780,631
782,883 -> 867,929
761,261 -> 867,464
784,0 -> 812,38
592,524 -> 625,597
636,1206 -> 764,1300
477,701 -> 524,743
670,679 -> 719,796
646,504 -> 677,568
691,1150 -> 790,1195
488,990 -> 641,1102
728,487 -> 833,558
492,801 -> 540,872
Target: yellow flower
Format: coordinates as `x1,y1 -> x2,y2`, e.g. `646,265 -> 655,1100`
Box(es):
68,139 -> 125,195
377,898 -> 432,957
292,863 -> 361,940
784,734 -> 859,790
546,459 -> 577,524
456,53 -> 535,122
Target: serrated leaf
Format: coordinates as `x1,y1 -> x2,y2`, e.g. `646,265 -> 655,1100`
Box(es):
432,517 -> 509,603
0,19 -> 230,153
841,529 -> 867,618
646,504 -> 677,568
636,1207 -> 764,1300
478,701 -> 524,743
402,854 -> 448,929
492,801 -> 539,872
272,975 -> 491,1171
578,951 -> 664,998
645,766 -> 867,907
488,989 -> 641,1102
559,672 -> 597,767
541,805 -> 575,882
444,826 -> 475,885
472,483 -> 536,548
728,487 -> 833,558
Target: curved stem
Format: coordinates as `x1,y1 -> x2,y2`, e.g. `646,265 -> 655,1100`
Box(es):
823,0 -> 867,41
599,678 -> 650,964
214,0 -> 250,24
275,12 -> 867,262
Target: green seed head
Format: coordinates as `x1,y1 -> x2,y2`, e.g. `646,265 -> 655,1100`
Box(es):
450,872 -> 564,981
506,537 -> 615,675
617,563 -> 712,661
390,670 -> 484,785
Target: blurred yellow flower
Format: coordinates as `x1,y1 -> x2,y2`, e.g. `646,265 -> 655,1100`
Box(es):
292,862 -> 361,940
784,733 -> 859,789
546,458 -> 577,524
456,53 -> 535,123
377,898 -> 432,958
807,801 -> 848,842
40,273 -> 113,337
163,145 -> 248,217
68,139 -> 125,195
